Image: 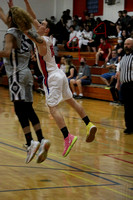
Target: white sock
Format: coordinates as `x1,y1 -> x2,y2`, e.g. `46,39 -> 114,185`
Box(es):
79,93 -> 83,96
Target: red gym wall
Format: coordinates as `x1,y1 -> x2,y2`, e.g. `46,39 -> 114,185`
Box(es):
73,0 -> 103,19
125,0 -> 133,12
73,0 -> 133,19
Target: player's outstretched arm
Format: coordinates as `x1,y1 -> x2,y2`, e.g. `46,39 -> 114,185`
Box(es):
7,0 -> 14,8
24,0 -> 41,30
0,0 -> 13,25
25,30 -> 47,56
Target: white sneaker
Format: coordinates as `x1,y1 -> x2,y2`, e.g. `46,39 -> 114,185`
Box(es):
25,140 -> 40,164
36,139 -> 51,163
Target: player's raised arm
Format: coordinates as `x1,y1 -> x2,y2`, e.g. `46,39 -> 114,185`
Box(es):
25,30 -> 47,56
0,0 -> 14,26
7,0 -> 14,8
24,0 -> 41,30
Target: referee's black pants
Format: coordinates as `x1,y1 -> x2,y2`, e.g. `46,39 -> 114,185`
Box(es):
121,82 -> 133,131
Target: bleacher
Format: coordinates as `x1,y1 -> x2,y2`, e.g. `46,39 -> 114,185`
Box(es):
0,38 -> 118,102
57,38 -> 118,101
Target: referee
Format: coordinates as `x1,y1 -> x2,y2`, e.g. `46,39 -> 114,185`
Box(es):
116,38 -> 133,134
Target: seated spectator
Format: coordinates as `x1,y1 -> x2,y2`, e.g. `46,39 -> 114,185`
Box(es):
87,32 -> 98,52
58,56 -> 67,73
114,37 -> 125,58
130,30 -> 133,39
67,25 -> 77,51
73,19 -> 80,31
70,57 -> 91,99
76,24 -> 85,49
100,50 -> 118,87
81,25 -> 93,51
65,57 -> 77,83
121,29 -> 129,42
116,25 -> 122,38
93,37 -> 112,67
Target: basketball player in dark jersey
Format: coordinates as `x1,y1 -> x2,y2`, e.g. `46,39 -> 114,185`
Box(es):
0,4 -> 50,164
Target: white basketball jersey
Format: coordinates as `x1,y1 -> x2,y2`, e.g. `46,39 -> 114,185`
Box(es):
35,36 -> 58,89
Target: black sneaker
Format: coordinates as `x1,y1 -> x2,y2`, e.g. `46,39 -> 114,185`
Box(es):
124,128 -> 133,135
92,64 -> 98,67
73,94 -> 77,98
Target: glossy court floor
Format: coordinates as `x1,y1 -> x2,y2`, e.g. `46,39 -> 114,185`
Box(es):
0,86 -> 133,200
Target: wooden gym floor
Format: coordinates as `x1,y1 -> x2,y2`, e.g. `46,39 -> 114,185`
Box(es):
0,86 -> 133,200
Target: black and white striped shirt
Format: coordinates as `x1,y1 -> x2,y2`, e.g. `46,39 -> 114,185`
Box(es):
120,53 -> 133,83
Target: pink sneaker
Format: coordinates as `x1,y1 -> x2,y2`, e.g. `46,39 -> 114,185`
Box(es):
63,133 -> 77,157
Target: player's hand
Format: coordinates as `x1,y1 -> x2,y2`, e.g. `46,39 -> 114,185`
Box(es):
7,0 -> 14,8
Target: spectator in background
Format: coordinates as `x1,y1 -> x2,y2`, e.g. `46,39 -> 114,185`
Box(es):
65,57 -> 77,83
55,16 -> 69,44
115,11 -> 123,37
116,25 -> 122,38
116,10 -> 124,27
121,10 -> 131,30
121,29 -> 129,42
90,13 -> 96,29
73,19 -> 80,31
76,24 -> 84,49
70,57 -> 91,99
50,16 -> 56,24
84,13 -> 92,28
128,16 -> 133,33
65,9 -> 72,29
103,19 -> 117,37
67,25 -> 77,51
130,30 -> 133,39
114,37 -> 125,59
73,14 -> 82,27
93,37 -> 112,67
82,25 -> 93,51
58,56 -> 67,73
100,50 -> 118,87
94,17 -> 105,44
58,56 -> 77,83
87,33 -> 97,52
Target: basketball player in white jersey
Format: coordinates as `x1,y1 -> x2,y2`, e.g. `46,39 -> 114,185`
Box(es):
23,0 -> 97,157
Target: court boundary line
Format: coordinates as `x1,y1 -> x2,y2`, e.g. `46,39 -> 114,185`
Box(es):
1,141 -> 133,199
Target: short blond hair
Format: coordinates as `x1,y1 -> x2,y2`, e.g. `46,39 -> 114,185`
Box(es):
9,7 -> 33,31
